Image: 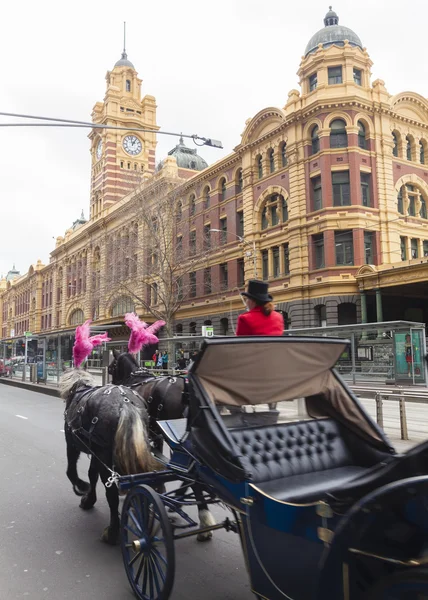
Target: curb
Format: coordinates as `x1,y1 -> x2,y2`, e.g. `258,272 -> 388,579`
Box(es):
0,377 -> 60,398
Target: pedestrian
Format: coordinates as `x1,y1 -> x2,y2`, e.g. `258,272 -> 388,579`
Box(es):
156,351 -> 163,370
162,351 -> 168,371
236,280 -> 284,409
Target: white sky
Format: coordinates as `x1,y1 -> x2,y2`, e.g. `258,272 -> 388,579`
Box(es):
1,0 -> 427,276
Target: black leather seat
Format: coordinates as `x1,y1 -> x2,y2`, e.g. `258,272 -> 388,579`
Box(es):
230,419 -> 389,503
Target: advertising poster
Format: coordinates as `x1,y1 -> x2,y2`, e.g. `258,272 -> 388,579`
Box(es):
394,330 -> 426,383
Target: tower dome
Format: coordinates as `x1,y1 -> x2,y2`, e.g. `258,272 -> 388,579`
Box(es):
304,7 -> 363,56
161,137 -> 208,171
114,50 -> 135,69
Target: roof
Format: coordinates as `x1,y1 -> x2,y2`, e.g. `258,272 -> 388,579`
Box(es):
114,51 -> 135,69
160,136 -> 208,172
305,7 -> 363,56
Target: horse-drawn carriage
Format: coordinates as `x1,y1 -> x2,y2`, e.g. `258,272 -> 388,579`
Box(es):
112,336 -> 428,600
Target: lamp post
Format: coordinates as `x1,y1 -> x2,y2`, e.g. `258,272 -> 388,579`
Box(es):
210,229 -> 257,278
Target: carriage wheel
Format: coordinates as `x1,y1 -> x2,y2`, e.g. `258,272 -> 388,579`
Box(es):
364,567 -> 428,599
121,485 -> 175,600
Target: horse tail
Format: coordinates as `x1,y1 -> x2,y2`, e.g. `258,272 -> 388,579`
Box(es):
114,402 -> 157,475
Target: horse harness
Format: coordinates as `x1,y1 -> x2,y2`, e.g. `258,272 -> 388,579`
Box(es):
129,371 -> 188,420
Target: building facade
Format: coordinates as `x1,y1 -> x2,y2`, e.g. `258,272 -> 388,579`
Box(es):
1,8 -> 428,356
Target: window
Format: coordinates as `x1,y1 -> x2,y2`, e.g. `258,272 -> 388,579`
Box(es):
420,141 -> 425,165
423,240 -> 428,257
220,318 -> 229,336
176,236 -> 183,255
361,172 -> 371,207
315,304 -> 327,327
176,277 -> 183,301
261,194 -> 287,230
280,143 -> 287,167
257,156 -> 263,179
236,211 -> 244,238
189,322 -> 197,335
176,201 -> 182,221
203,224 -> 211,249
411,238 -> 419,259
330,119 -> 348,148
312,176 -> 322,211
111,297 -> 134,317
262,250 -> 269,280
272,247 -> 280,278
332,171 -> 351,206
236,169 -> 243,193
309,73 -> 317,92
408,186 -> 416,216
282,197 -> 288,222
203,187 -> 210,209
328,66 -> 342,85
335,231 -> 354,265
189,272 -> 196,297
126,79 -> 131,92
313,234 -> 324,269
69,309 -> 85,326
127,162 -> 131,169
261,206 -> 268,230
406,136 -> 412,161
270,203 -> 279,226
283,244 -> 290,274
220,263 -> 228,290
237,258 -> 245,286
204,268 -> 212,294
189,194 -> 196,215
220,178 -> 227,201
392,132 -> 399,157
220,217 -> 227,244
268,149 -> 275,173
421,197 -> 427,219
189,230 -> 196,255
311,126 -> 320,155
358,121 -> 366,149
400,237 -> 407,260
152,283 -> 158,305
364,231 -> 374,264
353,68 -> 362,86
397,188 -> 404,214
175,323 -> 183,336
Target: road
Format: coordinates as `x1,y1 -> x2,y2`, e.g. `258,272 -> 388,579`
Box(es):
0,386 -> 251,600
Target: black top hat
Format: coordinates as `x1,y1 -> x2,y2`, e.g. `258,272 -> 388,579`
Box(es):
241,279 -> 272,303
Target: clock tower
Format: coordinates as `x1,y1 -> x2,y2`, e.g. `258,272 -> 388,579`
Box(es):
89,44 -> 158,218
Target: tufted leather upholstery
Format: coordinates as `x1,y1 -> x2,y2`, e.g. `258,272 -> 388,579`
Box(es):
230,419 -> 380,503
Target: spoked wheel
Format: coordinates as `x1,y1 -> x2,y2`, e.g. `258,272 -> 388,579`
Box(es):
365,568 -> 428,599
121,485 -> 175,600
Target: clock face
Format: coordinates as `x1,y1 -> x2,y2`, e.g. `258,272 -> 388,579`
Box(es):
123,135 -> 142,156
96,139 -> 102,160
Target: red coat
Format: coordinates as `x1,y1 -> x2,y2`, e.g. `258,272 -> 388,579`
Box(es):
236,306 -> 284,336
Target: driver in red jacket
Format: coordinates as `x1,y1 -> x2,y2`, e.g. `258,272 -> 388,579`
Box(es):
236,280 -> 284,336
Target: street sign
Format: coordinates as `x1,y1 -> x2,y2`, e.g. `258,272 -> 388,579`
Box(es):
202,326 -> 214,337
24,331 -> 33,338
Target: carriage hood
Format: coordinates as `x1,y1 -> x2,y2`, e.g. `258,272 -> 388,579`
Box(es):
189,337 -> 391,448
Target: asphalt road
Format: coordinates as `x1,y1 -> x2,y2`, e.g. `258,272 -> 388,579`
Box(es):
0,385 -> 252,600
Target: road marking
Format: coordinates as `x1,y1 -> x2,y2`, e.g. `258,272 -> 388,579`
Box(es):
15,415 -> 28,420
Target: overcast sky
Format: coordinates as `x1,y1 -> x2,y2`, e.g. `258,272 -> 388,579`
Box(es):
1,0 -> 427,276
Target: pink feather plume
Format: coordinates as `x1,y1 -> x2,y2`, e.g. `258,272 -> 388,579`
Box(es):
125,313 -> 165,354
73,320 -> 111,368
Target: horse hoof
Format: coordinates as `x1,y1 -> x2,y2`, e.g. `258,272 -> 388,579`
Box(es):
73,481 -> 90,496
101,527 -> 119,545
80,496 -> 96,510
197,531 -> 213,542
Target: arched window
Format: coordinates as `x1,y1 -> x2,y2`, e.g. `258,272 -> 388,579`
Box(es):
337,302 -> 357,325
126,80 -> 131,92
397,187 -> 404,214
189,322 -> 196,335
330,119 -> 347,148
268,149 -> 275,173
220,318 -> 229,336
189,194 -> 196,216
111,296 -> 135,317
420,197 -> 427,219
175,323 -> 183,335
311,126 -> 320,155
261,206 -> 268,230
314,304 -> 327,327
256,155 -> 263,179
392,132 -> 399,157
69,308 -> 84,326
420,140 -> 425,165
358,121 -> 367,150
219,177 -> 227,201
280,142 -> 287,167
406,136 -> 412,161
204,320 -> 212,326
260,194 -> 288,230
235,169 -> 243,193
203,186 -> 210,209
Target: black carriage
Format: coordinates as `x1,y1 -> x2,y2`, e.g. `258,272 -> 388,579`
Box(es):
118,337 -> 428,600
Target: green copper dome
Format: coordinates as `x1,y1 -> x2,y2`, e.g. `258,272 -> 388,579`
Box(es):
305,7 -> 363,56
164,137 -> 208,171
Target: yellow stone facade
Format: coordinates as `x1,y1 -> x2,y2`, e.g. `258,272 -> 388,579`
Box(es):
1,9 -> 428,350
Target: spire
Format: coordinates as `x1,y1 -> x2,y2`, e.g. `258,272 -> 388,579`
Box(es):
114,21 -> 135,69
179,134 -> 185,145
80,209 -> 85,220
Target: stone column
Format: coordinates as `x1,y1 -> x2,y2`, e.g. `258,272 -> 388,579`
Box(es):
360,291 -> 367,324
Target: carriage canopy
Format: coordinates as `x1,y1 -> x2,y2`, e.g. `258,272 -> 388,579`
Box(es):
189,337 -> 390,446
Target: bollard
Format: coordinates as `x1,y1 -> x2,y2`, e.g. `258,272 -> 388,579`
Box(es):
375,392 -> 384,429
399,394 -> 409,440
101,366 -> 109,386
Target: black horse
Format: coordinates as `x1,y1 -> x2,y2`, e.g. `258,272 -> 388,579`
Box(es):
60,368 -> 157,545
108,350 -> 216,540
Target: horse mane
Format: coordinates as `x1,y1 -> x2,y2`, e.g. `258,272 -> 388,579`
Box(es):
59,368 -> 95,401
115,353 -> 140,383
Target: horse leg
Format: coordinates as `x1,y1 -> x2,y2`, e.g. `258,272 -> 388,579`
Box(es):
65,427 -> 90,496
80,456 -> 99,510
194,484 -> 216,542
99,465 -> 120,545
